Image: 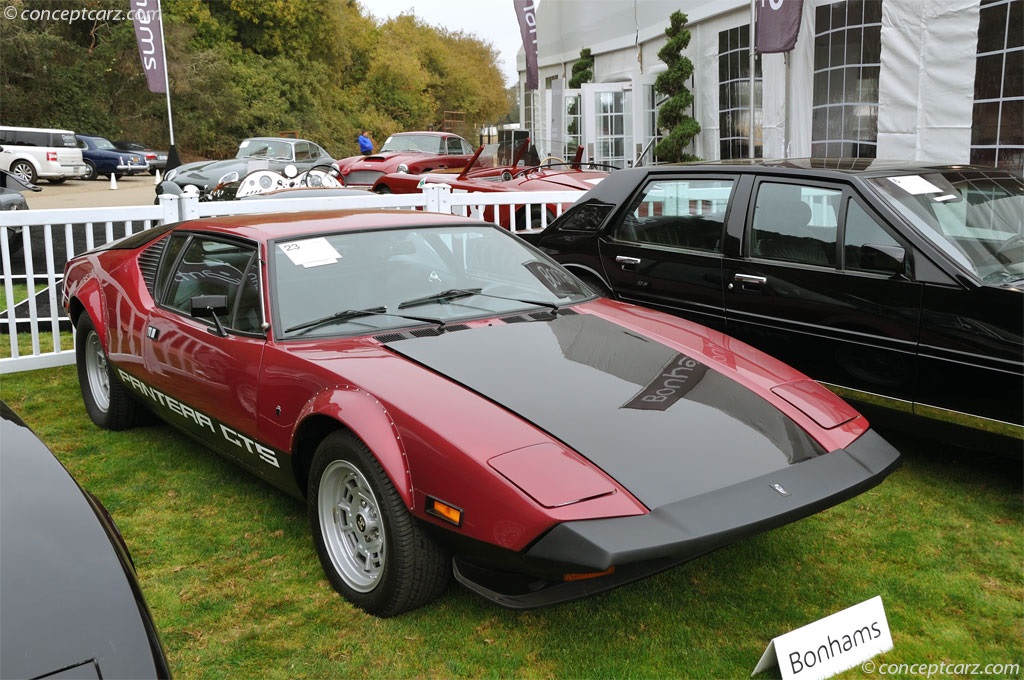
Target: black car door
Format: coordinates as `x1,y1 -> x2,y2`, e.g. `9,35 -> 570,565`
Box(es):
723,177 -> 922,408
595,175 -> 738,331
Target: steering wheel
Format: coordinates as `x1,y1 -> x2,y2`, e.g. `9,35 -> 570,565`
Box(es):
301,164 -> 343,187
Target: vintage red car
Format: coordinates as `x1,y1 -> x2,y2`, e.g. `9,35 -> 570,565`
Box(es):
63,209 -> 900,617
332,131 -> 476,188
371,141 -> 614,231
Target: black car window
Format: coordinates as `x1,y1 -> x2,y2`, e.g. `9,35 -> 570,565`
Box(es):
446,138 -> 462,154
843,199 -> 904,273
751,182 -> 841,266
162,236 -> 261,332
613,178 -> 733,252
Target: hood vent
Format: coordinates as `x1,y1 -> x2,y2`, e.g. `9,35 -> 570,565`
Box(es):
375,323 -> 471,344
500,308 -> 577,324
138,238 -> 167,297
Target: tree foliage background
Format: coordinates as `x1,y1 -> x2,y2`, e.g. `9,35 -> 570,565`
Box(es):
0,0 -> 514,159
654,11 -> 701,163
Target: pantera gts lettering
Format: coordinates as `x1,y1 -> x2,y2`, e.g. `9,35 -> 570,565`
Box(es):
116,369 -> 280,468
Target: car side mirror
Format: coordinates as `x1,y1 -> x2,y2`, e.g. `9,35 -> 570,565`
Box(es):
190,294 -> 229,336
861,243 -> 906,274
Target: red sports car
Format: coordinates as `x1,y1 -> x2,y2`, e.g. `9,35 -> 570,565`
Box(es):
63,209 -> 900,617
332,131 -> 476,188
372,141 -> 613,230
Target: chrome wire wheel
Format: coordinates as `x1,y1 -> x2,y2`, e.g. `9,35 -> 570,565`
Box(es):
318,459 -> 386,593
83,330 -> 110,413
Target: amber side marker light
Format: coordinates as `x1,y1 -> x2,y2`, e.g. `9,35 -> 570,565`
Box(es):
426,497 -> 463,526
563,567 -> 615,582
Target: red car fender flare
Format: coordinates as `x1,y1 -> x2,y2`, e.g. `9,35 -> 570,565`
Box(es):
296,384 -> 414,509
67,273 -> 107,344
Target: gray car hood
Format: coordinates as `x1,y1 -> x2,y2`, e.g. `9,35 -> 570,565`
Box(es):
384,312 -> 824,508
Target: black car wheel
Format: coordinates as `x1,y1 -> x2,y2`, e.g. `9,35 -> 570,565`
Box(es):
83,161 -> 98,181
76,314 -> 142,430
308,430 -> 449,617
9,160 -> 36,184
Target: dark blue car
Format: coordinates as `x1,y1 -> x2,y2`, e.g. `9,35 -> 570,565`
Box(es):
76,134 -> 149,181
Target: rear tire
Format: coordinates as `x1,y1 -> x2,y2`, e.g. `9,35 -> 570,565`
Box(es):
9,160 -> 36,184
308,430 -> 450,617
76,314 -> 142,430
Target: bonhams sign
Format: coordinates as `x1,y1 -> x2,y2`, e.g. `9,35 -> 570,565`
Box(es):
131,0 -> 166,93
755,0 -> 804,54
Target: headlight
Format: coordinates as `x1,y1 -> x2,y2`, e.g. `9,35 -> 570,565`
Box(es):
217,171 -> 239,185
397,163 -> 409,173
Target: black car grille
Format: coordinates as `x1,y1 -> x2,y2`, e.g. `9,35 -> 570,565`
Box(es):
138,238 -> 166,296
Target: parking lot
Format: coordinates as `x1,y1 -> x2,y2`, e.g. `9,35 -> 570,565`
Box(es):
27,175 -> 158,209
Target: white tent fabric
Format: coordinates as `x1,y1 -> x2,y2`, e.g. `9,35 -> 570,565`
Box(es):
877,0 -> 980,162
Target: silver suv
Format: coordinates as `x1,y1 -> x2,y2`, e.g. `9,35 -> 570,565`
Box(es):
0,126 -> 88,184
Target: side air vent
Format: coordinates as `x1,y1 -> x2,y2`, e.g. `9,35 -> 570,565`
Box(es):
137,238 -> 167,296
411,328 -> 443,338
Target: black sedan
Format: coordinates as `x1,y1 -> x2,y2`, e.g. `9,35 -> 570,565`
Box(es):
527,159 -> 1024,451
114,140 -> 169,174
0,401 -> 170,678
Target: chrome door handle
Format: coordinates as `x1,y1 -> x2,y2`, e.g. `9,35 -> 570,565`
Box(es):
615,256 -> 641,265
733,273 -> 767,285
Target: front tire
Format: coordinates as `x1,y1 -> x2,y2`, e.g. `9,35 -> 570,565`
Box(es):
308,430 -> 449,617
75,314 -> 142,430
83,161 -> 98,181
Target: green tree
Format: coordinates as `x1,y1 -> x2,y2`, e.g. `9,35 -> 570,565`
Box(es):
654,11 -> 701,163
0,0 -> 509,161
568,48 -> 593,89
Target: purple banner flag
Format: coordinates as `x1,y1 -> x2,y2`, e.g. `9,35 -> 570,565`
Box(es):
513,0 -> 539,90
755,0 -> 804,54
131,0 -> 166,93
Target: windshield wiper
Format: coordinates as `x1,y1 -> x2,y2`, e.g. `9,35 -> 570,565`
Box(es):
286,306 -> 388,333
285,306 -> 443,335
398,288 -> 483,309
397,288 -> 562,313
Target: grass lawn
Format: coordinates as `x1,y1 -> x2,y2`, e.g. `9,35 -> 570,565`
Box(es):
2,366 -> 1021,679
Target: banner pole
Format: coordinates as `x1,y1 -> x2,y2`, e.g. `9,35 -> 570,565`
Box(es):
749,0 -> 756,159
156,0 -> 180,169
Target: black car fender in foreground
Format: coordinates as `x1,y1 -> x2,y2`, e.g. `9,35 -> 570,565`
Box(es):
0,401 -> 171,679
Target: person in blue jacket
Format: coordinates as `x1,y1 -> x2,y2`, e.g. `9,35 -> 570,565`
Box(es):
358,130 -> 374,155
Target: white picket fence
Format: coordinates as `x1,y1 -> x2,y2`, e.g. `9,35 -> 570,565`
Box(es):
0,184 -> 582,373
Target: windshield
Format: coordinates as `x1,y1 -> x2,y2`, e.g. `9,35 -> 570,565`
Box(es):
236,139 -> 293,161
272,224 -> 591,339
380,134 -> 444,154
869,171 -> 1024,284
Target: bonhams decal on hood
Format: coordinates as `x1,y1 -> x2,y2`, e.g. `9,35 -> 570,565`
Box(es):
623,353 -> 709,411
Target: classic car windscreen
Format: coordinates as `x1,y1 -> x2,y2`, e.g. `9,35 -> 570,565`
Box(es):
869,172 -> 1024,284
236,139 -> 292,161
380,135 -> 445,154
271,224 -> 591,339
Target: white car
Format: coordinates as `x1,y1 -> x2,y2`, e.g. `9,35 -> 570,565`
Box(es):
0,126 -> 89,184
